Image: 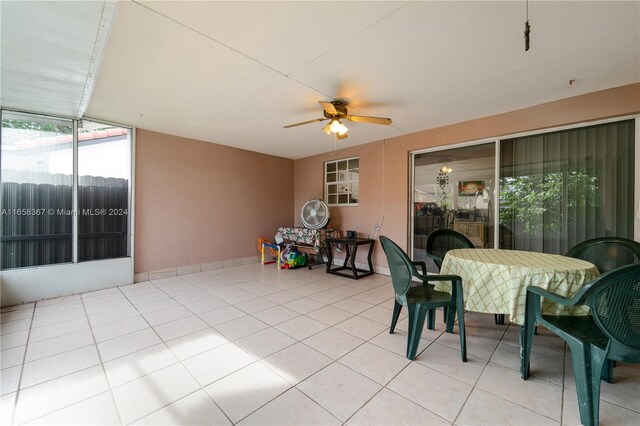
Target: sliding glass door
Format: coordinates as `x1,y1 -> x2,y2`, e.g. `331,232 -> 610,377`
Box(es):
411,118 -> 636,263
412,142 -> 496,268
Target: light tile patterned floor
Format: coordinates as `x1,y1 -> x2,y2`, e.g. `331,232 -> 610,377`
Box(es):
1,264 -> 639,425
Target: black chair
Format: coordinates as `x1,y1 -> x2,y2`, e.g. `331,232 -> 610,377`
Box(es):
521,263 -> 640,426
380,235 -> 467,361
426,228 -> 505,325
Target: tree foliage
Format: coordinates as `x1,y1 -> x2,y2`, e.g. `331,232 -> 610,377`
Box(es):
2,119 -> 72,134
499,169 -> 599,236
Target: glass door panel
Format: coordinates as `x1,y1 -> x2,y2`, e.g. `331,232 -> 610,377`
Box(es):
412,143 -> 496,269
500,120 -> 635,254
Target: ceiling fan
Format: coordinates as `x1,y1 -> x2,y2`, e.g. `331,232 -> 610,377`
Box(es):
283,100 -> 392,140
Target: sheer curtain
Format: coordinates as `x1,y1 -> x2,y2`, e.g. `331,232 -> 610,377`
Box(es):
500,119 -> 635,254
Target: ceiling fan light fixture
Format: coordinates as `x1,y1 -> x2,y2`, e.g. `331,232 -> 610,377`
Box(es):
283,100 -> 391,146
329,118 -> 349,135
329,119 -> 342,133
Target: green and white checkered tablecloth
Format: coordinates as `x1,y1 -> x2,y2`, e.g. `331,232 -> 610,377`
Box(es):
436,249 -> 600,325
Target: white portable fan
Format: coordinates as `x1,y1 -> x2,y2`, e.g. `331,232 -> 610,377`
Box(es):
301,199 -> 330,229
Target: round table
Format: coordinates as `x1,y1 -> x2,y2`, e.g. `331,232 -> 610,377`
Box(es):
436,248 -> 600,325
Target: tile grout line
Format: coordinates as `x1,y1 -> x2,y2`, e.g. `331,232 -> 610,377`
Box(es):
214,282 -> 394,424
451,322 -> 563,425
340,309 -> 450,425
9,269 -> 626,424
4,274 -> 382,386
141,271 -> 382,354
559,341 -> 567,425
10,272 -> 438,422
8,304 -> 36,426
449,317 -> 511,426
74,290 -> 126,426
264,304 -> 442,425
115,282 -> 235,426
256,300 -> 410,424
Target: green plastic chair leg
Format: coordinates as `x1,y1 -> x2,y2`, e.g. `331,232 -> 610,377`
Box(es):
445,304 -> 456,333
569,341 -> 607,426
442,306 -> 448,322
426,308 -> 436,330
520,292 -> 539,379
406,304 -> 428,360
601,359 -> 614,383
390,300 -> 402,334
456,290 -> 467,362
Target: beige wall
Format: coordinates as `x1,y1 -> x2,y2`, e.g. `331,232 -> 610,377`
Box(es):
294,83 -> 640,269
135,129 -> 294,273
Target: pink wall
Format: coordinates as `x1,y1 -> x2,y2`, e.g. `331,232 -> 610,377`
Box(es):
135,129 -> 294,273
294,83 -> 640,269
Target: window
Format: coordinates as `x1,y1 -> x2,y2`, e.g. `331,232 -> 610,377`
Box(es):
1,112 -> 74,269
325,157 -> 359,206
0,111 -> 132,270
78,120 -> 131,261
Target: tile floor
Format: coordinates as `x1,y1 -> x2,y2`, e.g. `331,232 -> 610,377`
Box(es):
1,264 -> 639,425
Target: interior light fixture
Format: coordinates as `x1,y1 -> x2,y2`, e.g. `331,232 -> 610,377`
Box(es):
440,166 -> 453,174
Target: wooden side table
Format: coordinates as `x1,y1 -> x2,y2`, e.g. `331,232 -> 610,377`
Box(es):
325,237 -> 375,280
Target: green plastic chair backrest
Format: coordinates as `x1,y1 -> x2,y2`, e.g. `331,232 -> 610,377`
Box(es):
379,235 -> 417,297
426,228 -> 474,268
584,263 -> 640,361
566,237 -> 640,274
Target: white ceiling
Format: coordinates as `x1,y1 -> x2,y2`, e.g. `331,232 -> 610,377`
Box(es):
3,1 -> 639,159
0,1 -> 116,118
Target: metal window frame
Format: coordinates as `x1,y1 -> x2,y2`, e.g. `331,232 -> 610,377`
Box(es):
0,109 -> 135,283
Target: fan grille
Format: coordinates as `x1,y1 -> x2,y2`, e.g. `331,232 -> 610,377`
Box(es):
301,199 -> 330,229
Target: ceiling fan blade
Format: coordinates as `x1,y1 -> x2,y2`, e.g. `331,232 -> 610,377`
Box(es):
283,118 -> 327,128
319,101 -> 337,115
337,132 -> 349,140
346,115 -> 392,125
322,123 -> 331,135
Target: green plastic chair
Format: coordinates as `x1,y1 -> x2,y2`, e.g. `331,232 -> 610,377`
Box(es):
380,235 -> 467,361
566,237 -> 640,274
566,237 -> 640,382
426,228 -> 505,325
520,263 -> 640,426
425,228 -> 474,269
